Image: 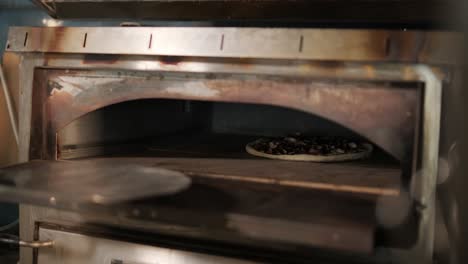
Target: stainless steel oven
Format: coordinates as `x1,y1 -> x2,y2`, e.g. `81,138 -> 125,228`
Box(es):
0,2 -> 463,263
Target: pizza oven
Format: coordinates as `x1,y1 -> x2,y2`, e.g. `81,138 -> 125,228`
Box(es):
0,24 -> 462,264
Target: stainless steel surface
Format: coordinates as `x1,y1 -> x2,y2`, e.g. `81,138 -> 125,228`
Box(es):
1,53 -> 45,164
5,27 -> 462,64
38,228 -> 257,264
0,63 -> 19,145
0,234 -> 53,248
0,53 -> 21,167
387,66 -> 443,263
0,159 -> 191,206
0,37 -> 31,166
413,66 -> 443,207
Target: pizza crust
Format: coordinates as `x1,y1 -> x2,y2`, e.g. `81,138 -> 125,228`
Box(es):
246,140 -> 373,162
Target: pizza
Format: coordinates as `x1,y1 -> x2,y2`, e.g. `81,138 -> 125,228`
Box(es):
246,135 -> 372,162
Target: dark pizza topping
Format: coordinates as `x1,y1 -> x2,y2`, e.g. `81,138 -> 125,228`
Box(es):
250,135 -> 369,156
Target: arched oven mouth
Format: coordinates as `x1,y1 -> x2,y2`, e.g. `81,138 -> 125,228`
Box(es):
56,98 -> 403,197
31,69 -> 415,199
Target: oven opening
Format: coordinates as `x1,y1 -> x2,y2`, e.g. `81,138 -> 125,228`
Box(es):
55,98 -> 414,254
58,98 -> 398,157
57,99 -> 402,191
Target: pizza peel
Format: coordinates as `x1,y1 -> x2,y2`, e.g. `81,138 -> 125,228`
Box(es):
0,158 -> 191,207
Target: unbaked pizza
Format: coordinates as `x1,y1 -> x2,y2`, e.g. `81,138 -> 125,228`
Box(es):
246,135 -> 372,162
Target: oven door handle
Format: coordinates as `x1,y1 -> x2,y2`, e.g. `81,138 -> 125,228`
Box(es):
0,234 -> 54,248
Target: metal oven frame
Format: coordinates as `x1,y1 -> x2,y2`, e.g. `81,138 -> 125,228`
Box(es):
1,26 -> 460,263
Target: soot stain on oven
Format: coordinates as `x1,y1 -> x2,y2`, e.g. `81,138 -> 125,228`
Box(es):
159,56 -> 186,65
46,27 -> 69,51
83,54 -> 122,65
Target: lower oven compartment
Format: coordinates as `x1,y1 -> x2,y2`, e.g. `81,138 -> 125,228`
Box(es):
37,227 -> 258,264
48,98 -> 409,256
